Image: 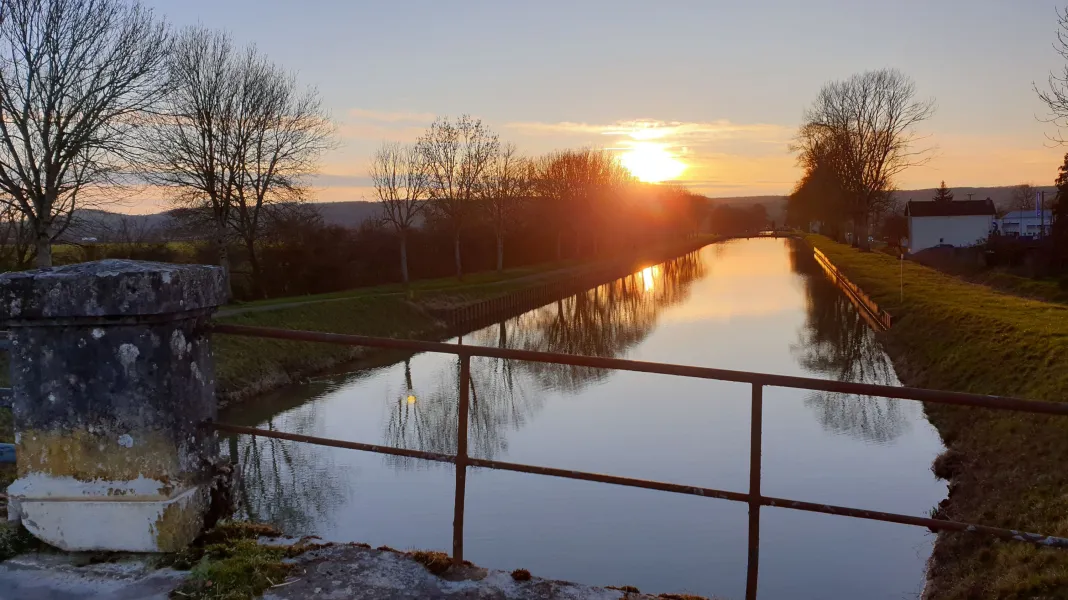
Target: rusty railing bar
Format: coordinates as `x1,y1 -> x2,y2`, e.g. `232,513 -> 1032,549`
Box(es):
746,384 -> 762,600
453,354 -> 471,566
208,323 -> 1068,416
208,421 -> 1068,549
208,422 -> 458,464
759,495 -> 1068,548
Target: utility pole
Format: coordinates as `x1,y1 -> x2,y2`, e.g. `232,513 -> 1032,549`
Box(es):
1040,190 -> 1046,238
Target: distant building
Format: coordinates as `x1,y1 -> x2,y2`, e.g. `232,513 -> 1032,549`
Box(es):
997,209 -> 1052,239
905,199 -> 996,254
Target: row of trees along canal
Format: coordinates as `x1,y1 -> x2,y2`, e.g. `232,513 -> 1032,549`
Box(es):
0,0 -> 705,301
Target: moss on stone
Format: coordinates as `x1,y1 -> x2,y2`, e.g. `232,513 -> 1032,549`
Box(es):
162,522 -> 290,598
0,522 -> 46,561
409,550 -> 451,575
169,538 -> 290,600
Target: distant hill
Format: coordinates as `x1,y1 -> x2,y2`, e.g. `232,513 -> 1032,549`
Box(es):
889,185 -> 1057,211
706,185 -> 1059,221
62,201 -> 386,242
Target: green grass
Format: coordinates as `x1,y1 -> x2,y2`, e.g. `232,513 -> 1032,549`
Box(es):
230,260 -> 580,311
213,295 -> 441,401
967,269 -> 1068,304
808,235 -> 1068,599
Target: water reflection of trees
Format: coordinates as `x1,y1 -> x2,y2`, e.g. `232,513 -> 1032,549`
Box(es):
224,406 -> 350,533
505,251 -> 706,392
789,242 -> 910,444
384,251 -> 707,463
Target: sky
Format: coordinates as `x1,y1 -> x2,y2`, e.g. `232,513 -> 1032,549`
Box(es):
138,0 -> 1068,212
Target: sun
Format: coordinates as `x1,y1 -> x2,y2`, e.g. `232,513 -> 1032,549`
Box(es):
620,142 -> 687,183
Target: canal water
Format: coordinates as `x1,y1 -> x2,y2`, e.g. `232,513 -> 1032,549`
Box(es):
219,238 -> 946,600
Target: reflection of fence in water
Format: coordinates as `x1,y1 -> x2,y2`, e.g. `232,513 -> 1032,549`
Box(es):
812,248 -> 892,331
211,322 -> 1068,600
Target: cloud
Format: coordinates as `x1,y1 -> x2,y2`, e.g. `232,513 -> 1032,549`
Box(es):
504,118 -> 792,144
312,173 -> 374,188
347,108 -> 435,123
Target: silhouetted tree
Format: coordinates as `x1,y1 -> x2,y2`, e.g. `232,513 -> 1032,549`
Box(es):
1007,183 -> 1037,214
795,69 -> 935,250
0,0 -> 169,267
933,181 -> 954,203
1051,154 -> 1068,265
481,143 -> 531,271
418,115 -> 499,278
370,142 -> 430,284
153,26 -> 333,298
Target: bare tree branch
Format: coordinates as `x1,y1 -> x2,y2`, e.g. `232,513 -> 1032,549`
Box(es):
795,68 -> 935,249
149,26 -> 333,297
0,0 -> 169,267
417,115 -> 498,278
369,141 -> 429,284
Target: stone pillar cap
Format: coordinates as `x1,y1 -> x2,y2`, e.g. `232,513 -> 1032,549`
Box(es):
0,260 -> 227,320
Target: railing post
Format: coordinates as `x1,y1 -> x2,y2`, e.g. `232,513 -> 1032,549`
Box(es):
452,352 -> 471,566
746,383 -> 763,600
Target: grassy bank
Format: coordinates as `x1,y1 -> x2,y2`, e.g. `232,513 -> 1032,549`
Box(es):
213,296 -> 441,403
212,236 -> 716,402
808,235 -> 1068,599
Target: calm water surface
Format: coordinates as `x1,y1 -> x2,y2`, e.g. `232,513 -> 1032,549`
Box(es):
220,238 -> 945,600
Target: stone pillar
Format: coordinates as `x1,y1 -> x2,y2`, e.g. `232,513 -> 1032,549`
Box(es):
0,260 -> 226,552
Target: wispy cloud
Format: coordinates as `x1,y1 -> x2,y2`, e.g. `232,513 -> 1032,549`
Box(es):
505,118 -> 791,143
348,108 -> 435,123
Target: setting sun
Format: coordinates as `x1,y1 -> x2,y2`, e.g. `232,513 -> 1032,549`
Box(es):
620,142 -> 687,183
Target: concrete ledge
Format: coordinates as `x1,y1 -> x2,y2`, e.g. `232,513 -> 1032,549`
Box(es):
16,486 -> 208,552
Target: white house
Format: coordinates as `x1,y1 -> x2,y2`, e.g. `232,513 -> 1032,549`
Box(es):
997,209 -> 1052,238
905,199 -> 996,254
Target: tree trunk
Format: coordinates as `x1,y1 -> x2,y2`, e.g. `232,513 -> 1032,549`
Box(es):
496,229 -> 504,272
34,223 -> 52,269
246,239 -> 265,299
215,223 -> 233,299
453,230 -> 463,279
498,321 -> 507,348
857,213 -> 871,251
399,232 -> 410,285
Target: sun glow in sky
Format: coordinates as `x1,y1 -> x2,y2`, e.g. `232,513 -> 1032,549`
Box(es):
620,142 -> 687,183
133,0 -> 1068,211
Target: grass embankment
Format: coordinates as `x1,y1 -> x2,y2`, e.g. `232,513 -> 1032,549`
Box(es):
213,296 -> 440,403
967,269 -> 1068,305
808,235 -> 1068,599
213,236 -> 715,402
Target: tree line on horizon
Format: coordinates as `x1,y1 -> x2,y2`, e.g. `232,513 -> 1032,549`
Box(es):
0,0 -> 706,300
369,117 -> 705,285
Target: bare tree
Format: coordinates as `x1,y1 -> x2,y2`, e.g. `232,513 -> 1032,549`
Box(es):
151,28 -> 239,290
796,69 -> 935,250
152,26 -> 332,297
0,202 -> 34,269
1037,7 -> 1068,144
228,60 -> 333,298
481,143 -> 531,272
418,115 -> 499,278
369,142 -> 429,284
1007,183 -> 1038,214
0,0 -> 169,267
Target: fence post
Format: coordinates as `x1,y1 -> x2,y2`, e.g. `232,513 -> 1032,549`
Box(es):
0,260 -> 227,551
452,352 -> 471,566
746,383 -> 763,600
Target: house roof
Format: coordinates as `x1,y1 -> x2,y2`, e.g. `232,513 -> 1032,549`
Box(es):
906,199 -> 996,217
1001,209 -> 1052,220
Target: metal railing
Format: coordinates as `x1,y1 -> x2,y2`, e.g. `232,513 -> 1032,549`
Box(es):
208,322 -> 1068,600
